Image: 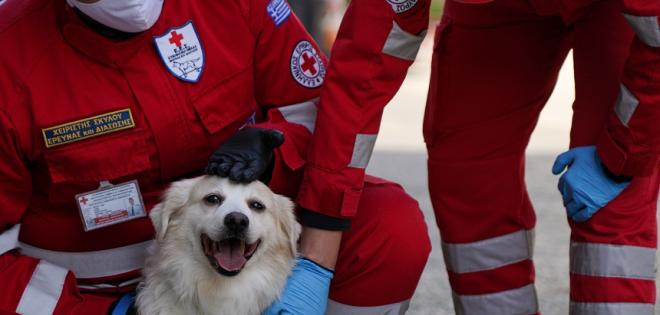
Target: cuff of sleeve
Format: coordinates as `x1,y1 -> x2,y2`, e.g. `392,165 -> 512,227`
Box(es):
298,208 -> 351,231
297,165 -> 365,218
597,130 -> 656,177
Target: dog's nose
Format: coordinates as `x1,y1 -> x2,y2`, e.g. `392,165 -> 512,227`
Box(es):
224,212 -> 249,232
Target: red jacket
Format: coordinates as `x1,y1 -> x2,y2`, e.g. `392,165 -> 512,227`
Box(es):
0,0 -> 324,308
296,0 -> 431,226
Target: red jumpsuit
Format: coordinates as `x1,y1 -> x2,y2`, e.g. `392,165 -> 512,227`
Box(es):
423,0 -> 660,314
0,0 -> 431,313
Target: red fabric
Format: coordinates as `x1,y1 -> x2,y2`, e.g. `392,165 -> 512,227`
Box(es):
448,260 -> 535,296
296,0 -> 431,219
329,176 -> 431,306
570,274 -> 656,304
0,0 -> 430,310
596,0 -> 660,177
427,0 -> 658,305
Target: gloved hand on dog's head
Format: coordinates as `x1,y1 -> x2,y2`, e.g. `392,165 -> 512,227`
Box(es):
206,128 -> 284,183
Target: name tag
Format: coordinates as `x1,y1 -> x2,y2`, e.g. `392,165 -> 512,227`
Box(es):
42,109 -> 135,148
75,180 -> 146,232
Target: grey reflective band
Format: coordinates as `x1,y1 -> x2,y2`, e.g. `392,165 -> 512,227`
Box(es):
570,302 -> 654,315
20,240 -> 152,279
16,260 -> 68,315
277,98 -> 319,133
570,242 -> 656,280
348,134 -> 377,169
453,284 -> 538,315
382,21 -> 427,61
624,14 -> 660,47
614,84 -> 639,127
442,229 -> 534,274
326,299 -> 410,315
0,224 -> 20,255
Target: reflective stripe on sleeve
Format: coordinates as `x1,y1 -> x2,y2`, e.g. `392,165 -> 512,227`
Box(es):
277,98 -> 319,133
382,21 -> 427,61
614,84 -> 639,127
0,224 -> 20,255
623,14 -> 660,48
347,134 -> 378,169
453,284 -> 538,315
442,229 -> 534,274
569,302 -> 654,315
19,240 -> 152,279
326,299 -> 410,315
16,260 -> 68,315
569,242 -> 656,280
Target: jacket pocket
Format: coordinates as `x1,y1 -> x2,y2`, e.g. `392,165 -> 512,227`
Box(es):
190,67 -> 258,145
43,129 -> 151,204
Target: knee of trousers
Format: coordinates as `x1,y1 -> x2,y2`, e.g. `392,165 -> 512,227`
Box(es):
329,178 -> 432,306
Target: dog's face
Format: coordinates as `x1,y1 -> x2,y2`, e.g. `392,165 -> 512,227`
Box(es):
150,176 -> 299,277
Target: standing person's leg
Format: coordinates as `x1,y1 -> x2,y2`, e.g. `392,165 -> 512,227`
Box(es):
326,176 -> 431,314
567,1 -> 659,313
424,1 -> 571,313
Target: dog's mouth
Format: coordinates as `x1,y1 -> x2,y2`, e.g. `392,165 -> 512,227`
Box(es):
201,234 -> 260,276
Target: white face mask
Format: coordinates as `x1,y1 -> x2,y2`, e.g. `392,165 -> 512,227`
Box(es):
68,0 -> 164,33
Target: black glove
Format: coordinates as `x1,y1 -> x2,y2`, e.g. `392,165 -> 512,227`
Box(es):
206,128 -> 284,183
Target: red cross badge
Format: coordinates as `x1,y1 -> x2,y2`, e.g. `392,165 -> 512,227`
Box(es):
154,21 -> 205,83
290,41 -> 325,88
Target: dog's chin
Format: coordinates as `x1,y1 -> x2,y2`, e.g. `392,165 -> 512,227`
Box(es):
200,234 -> 261,277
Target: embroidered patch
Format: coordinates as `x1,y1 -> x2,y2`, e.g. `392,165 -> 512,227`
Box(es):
42,109 -> 135,148
386,0 -> 418,13
267,0 -> 291,27
290,41 -> 325,88
154,21 -> 205,83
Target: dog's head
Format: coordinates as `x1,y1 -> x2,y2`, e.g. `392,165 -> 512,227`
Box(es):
150,176 -> 300,277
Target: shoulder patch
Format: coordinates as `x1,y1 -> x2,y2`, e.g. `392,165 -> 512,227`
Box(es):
386,0 -> 418,13
266,0 -> 291,27
290,41 -> 325,89
153,21 -> 205,83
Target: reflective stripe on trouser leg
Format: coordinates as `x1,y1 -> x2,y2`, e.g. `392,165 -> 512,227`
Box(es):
16,260 -> 68,315
443,230 -> 538,314
569,242 -> 656,315
326,299 -> 410,315
453,284 -> 538,315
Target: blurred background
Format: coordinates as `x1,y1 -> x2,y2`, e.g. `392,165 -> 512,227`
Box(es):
290,1 -> 658,314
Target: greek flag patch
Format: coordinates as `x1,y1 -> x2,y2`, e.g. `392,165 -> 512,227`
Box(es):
42,109 -> 135,148
267,0 -> 291,27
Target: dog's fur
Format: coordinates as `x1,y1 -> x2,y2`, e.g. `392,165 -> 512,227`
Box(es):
137,176 -> 300,315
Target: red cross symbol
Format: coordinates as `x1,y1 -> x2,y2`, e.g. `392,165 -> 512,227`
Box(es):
168,31 -> 184,47
300,52 -> 318,76
79,196 -> 89,205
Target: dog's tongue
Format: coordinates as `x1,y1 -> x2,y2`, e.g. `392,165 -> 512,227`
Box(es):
214,239 -> 246,272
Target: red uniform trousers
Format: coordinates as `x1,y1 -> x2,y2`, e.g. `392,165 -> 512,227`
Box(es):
425,0 -> 659,314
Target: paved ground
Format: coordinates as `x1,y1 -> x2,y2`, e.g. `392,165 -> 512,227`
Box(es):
365,28 -> 660,314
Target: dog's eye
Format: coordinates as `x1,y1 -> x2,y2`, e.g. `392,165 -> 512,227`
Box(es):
204,194 -> 224,205
248,200 -> 265,211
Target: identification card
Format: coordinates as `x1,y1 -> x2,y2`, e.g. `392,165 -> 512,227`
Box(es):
75,180 -> 146,231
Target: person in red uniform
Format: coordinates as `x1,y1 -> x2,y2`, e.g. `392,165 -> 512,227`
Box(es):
420,0 -> 659,313
0,0 -> 431,314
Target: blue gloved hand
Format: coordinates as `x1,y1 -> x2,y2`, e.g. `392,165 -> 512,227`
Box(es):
109,291 -> 137,315
552,146 -> 630,222
263,257 -> 333,315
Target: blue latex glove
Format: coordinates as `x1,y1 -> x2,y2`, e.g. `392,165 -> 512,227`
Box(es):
552,146 -> 630,222
110,291 -> 137,315
263,257 -> 333,315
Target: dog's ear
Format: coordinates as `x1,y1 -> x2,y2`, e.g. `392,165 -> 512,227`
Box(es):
150,177 -> 198,240
275,194 -> 300,258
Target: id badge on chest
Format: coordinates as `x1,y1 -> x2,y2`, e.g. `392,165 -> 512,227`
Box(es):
75,180 -> 146,232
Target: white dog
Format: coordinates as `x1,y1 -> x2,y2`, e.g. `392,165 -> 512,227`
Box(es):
137,176 -> 300,315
